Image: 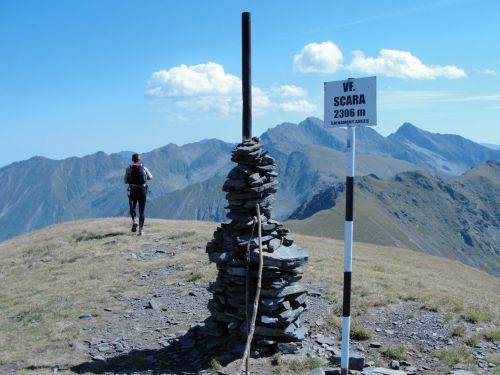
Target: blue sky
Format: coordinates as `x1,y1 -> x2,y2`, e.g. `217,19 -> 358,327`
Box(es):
1,0 -> 499,166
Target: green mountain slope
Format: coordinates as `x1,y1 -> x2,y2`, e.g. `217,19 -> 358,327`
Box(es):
148,175 -> 227,221
271,142 -> 420,218
287,161 -> 500,277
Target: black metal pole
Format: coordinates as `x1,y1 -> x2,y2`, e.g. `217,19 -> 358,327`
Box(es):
242,12 -> 252,141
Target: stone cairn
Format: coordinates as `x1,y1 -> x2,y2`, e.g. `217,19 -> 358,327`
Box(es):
205,136 -> 309,353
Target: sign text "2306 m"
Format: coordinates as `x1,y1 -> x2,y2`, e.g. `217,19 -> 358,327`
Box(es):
324,76 -> 376,127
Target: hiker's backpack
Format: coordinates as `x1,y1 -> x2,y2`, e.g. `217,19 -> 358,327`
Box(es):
129,164 -> 147,186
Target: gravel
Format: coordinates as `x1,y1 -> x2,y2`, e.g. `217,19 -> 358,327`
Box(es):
68,238 -> 499,375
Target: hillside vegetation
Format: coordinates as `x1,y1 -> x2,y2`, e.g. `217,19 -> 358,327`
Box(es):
0,218 -> 499,373
288,160 -> 500,277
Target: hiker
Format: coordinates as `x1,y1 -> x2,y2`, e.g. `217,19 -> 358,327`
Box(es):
124,153 -> 153,236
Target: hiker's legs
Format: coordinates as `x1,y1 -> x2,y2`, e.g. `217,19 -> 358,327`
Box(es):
129,191 -> 139,232
138,189 -> 147,229
129,196 -> 138,222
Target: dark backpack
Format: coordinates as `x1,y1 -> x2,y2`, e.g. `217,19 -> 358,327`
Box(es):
129,164 -> 147,186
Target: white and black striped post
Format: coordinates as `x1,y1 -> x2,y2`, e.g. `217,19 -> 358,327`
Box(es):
341,125 -> 355,375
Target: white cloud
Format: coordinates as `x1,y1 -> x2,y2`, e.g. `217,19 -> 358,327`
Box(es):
270,84 -> 307,98
146,62 -> 241,97
147,62 -> 262,115
438,93 -> 500,103
293,42 -> 466,80
252,86 -> 274,115
380,90 -> 500,110
477,68 -> 497,76
278,100 -> 317,112
348,49 -> 466,80
293,42 -> 343,74
379,90 -> 454,110
147,62 -> 315,116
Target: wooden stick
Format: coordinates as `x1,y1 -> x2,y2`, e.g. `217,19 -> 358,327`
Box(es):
245,219 -> 257,341
240,205 -> 263,374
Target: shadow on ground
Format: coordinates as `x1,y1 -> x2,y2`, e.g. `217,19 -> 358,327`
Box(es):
71,325 -> 244,374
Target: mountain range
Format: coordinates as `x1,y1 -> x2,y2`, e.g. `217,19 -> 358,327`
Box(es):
482,143 -> 500,150
288,160 -> 500,277
1,117 -> 499,275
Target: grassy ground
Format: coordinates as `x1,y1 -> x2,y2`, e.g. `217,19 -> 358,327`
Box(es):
0,218 -> 499,372
0,218 -> 214,369
296,233 -> 500,322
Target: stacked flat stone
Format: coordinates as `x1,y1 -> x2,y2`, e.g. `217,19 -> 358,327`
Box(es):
205,136 -> 308,350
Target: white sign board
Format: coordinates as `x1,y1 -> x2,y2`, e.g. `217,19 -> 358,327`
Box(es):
324,76 -> 377,127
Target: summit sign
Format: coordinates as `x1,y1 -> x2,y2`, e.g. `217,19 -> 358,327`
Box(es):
323,75 -> 377,374
324,76 -> 377,127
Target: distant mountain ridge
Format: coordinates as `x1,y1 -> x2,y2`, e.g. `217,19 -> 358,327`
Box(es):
482,143 -> 500,150
288,160 -> 500,277
388,123 -> 500,174
1,117 -> 499,244
0,140 -> 235,241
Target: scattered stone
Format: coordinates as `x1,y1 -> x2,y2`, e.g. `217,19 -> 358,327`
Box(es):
369,342 -> 382,348
148,298 -> 161,311
78,313 -> 93,319
332,353 -> 365,371
308,368 -> 326,375
316,336 -> 336,346
323,368 -> 341,375
97,343 -> 111,352
362,368 -> 407,375
276,342 -> 300,354
389,360 -> 400,369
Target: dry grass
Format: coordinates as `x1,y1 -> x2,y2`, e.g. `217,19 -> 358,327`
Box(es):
382,345 -> 408,361
295,234 -> 500,323
432,346 -> 475,368
0,218 -> 499,372
0,218 -> 214,369
285,357 -> 326,374
483,328 -> 500,341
